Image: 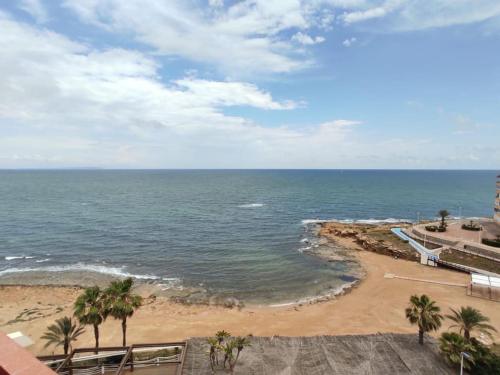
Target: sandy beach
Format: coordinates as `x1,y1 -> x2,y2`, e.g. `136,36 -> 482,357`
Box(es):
1,229 -> 499,356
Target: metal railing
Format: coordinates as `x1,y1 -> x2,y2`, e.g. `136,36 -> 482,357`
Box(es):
40,342 -> 187,375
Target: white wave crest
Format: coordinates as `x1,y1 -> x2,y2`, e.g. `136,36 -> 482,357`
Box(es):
5,256 -> 35,261
35,258 -> 51,263
238,203 -> 265,208
298,246 -> 312,253
301,218 -> 413,226
0,262 -> 174,281
269,279 -> 359,308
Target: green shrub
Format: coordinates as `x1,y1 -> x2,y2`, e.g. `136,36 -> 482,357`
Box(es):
462,221 -> 481,231
482,238 -> 500,248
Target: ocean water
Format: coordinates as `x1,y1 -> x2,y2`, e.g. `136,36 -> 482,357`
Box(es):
0,170 -> 497,304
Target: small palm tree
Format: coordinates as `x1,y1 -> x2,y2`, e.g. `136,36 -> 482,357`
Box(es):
405,294 -> 443,344
104,277 -> 142,346
41,317 -> 85,355
439,332 -> 475,370
215,330 -> 231,345
446,306 -> 497,341
438,210 -> 450,228
207,337 -> 220,371
230,336 -> 251,373
74,286 -> 105,353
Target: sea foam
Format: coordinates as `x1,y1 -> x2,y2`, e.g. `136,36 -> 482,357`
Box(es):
238,203 -> 265,208
301,218 -> 413,225
0,262 -> 176,282
4,256 -> 35,261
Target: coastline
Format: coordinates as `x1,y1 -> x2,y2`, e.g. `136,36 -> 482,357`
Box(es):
0,221 -> 368,308
2,223 -> 499,355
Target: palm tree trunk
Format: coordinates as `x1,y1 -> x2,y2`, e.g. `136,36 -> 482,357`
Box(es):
464,329 -> 470,341
64,339 -> 69,355
418,329 -> 424,345
122,317 -> 127,346
230,350 -> 241,373
94,324 -> 99,353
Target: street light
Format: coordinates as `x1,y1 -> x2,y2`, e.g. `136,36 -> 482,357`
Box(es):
460,351 -> 472,375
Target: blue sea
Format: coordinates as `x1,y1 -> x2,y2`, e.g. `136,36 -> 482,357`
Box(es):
0,170 -> 497,304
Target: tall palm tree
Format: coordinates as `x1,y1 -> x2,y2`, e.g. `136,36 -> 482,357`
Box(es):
74,286 -> 105,353
104,277 -> 142,346
405,294 -> 444,344
438,210 -> 450,228
439,332 -> 475,370
446,306 -> 497,341
41,317 -> 85,355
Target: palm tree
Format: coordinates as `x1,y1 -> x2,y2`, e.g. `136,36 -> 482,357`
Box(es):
446,306 -> 497,341
41,317 -> 85,355
405,294 -> 444,344
104,277 -> 142,346
438,210 -> 450,228
74,286 -> 105,353
230,336 -> 251,373
207,337 -> 220,371
215,330 -> 231,345
439,332 -> 475,370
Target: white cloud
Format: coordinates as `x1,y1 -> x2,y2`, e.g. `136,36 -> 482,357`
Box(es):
62,0 -> 327,75
18,0 -> 49,23
342,5 -> 391,24
292,32 -> 326,45
340,0 -> 500,31
209,0 -> 224,7
56,0 -> 500,75
342,37 -> 357,46
1,4 -> 499,169
0,14 -> 370,168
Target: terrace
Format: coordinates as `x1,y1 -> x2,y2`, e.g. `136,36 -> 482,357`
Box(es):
39,342 -> 186,375
38,334 -> 454,375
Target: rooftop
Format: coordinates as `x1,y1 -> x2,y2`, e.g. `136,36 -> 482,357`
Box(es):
182,334 -> 454,375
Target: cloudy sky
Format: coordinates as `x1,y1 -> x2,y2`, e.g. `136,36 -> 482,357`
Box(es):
0,0 -> 499,169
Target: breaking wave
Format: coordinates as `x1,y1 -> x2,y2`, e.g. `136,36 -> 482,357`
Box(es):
301,218 -> 413,226
0,262 -> 178,283
238,203 -> 265,208
4,256 -> 35,261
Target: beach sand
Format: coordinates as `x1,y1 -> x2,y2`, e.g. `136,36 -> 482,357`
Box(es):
1,233 -> 499,356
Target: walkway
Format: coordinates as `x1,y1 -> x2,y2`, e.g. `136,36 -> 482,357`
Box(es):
391,228 -> 439,261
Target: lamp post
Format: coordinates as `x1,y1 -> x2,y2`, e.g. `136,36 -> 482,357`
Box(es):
460,351 -> 471,375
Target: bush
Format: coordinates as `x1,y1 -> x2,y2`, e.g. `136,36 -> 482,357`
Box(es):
462,221 -> 481,231
425,225 -> 438,232
462,224 -> 481,231
482,238 -> 500,248
468,339 -> 500,375
437,226 -> 446,232
440,334 -> 500,375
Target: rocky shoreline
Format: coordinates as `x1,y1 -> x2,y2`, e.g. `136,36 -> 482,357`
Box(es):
318,221 -> 419,261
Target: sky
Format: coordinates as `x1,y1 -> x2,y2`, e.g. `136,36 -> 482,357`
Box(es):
0,0 -> 499,169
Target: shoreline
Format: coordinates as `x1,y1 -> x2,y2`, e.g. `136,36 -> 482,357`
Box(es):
2,222 -> 499,355
0,220 -> 442,308
0,221 -> 369,308
2,248 -> 499,355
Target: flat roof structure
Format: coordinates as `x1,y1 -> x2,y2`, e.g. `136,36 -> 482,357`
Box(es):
0,332 -> 56,375
469,273 -> 500,301
182,334 -> 454,375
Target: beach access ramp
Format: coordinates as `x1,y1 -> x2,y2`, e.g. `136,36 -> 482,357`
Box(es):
391,227 -> 439,265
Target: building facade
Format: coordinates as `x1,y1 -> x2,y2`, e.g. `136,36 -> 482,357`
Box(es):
496,174 -> 500,224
